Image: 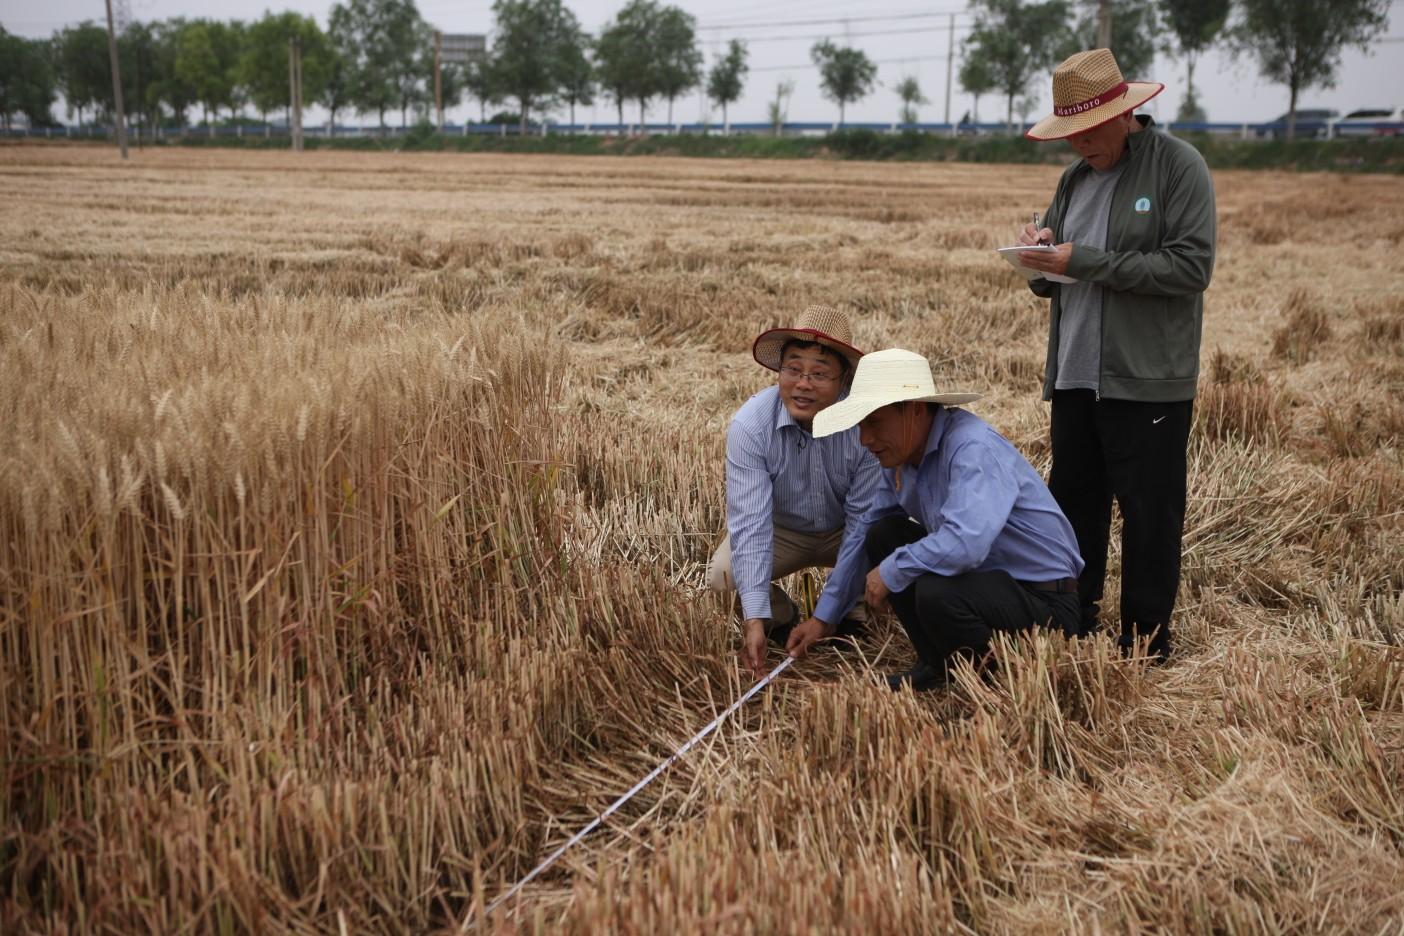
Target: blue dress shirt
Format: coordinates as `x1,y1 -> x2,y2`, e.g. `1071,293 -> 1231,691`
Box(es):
842,407 -> 1084,593
725,386 -> 882,624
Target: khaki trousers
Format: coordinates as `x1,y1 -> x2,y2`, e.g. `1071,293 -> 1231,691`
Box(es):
705,525 -> 867,625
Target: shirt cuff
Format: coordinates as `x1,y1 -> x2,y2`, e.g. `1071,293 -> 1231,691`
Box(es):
739,589 -> 772,621
813,593 -> 846,626
878,553 -> 916,595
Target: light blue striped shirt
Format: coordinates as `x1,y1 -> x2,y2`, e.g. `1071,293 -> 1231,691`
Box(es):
725,386 -> 882,623
843,407 -> 1084,594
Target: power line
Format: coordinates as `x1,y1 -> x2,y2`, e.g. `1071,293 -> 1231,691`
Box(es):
699,10 -> 973,31
751,53 -> 950,73
720,24 -> 963,44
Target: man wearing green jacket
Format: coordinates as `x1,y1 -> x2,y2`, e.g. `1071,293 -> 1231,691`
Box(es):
1016,48 -> 1216,659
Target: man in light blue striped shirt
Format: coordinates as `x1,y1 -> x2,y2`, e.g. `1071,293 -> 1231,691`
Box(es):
705,306 -> 883,678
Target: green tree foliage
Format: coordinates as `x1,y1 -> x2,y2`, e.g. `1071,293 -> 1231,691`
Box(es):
959,52 -> 997,124
54,22 -> 110,126
767,78 -> 793,135
239,13 -> 331,125
320,48 -> 354,131
810,39 -> 877,126
147,19 -> 196,128
392,19 -> 434,126
557,28 -> 595,128
175,19 -> 245,133
329,0 -> 423,129
117,23 -> 163,137
463,55 -> 503,123
963,0 -> 1071,130
654,6 -> 702,125
894,75 -> 928,126
597,0 -> 660,126
0,28 -> 58,129
1231,0 -> 1388,140
1064,0 -> 1159,80
1158,0 -> 1230,122
706,39 -> 748,132
489,0 -> 584,132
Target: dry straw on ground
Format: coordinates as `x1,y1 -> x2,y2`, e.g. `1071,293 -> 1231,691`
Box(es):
1,145 -> 1401,933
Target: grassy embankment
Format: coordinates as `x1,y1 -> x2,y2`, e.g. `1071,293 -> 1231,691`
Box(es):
158,126 -> 1404,172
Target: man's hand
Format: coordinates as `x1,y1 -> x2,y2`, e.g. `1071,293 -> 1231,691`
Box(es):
741,618 -> 768,679
785,616 -> 837,660
865,567 -> 892,615
1018,241 -> 1073,276
1018,221 -> 1054,247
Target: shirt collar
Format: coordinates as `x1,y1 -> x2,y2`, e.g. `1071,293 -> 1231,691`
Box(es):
916,405 -> 952,467
774,392 -> 800,432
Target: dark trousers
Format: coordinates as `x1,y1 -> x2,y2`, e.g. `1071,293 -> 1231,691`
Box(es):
865,516 -> 1080,672
1048,390 -> 1193,657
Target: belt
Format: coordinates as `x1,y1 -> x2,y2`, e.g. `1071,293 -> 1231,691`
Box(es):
1021,577 -> 1079,594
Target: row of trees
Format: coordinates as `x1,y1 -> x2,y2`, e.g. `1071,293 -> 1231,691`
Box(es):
0,0 -> 1389,137
958,0 -> 1390,139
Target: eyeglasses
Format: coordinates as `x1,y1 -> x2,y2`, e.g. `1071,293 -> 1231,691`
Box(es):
779,365 -> 839,386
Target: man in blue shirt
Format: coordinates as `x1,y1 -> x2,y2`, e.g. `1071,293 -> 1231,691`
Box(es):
706,305 -> 883,679
796,349 -> 1084,691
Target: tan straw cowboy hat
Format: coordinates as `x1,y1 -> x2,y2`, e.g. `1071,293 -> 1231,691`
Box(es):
752,304 -> 864,372
1025,48 -> 1164,142
812,349 -> 981,438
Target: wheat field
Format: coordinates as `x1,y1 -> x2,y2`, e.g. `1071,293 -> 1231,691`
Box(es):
1,143 -> 1402,933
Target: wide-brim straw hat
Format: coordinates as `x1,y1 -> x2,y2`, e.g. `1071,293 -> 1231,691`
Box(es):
1025,48 -> 1164,142
752,304 -> 864,372
812,348 -> 981,438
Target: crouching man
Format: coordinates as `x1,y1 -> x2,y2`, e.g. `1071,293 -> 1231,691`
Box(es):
788,349 -> 1084,691
706,305 -> 882,679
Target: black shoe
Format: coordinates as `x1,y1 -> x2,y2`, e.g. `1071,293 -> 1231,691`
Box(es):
885,661 -> 945,692
834,618 -> 867,641
766,592 -> 801,647
1119,626 -> 1171,663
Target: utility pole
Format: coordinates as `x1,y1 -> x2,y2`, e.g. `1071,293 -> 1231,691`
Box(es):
944,11 -> 955,132
434,31 -> 444,133
1095,0 -> 1113,49
103,0 -> 129,159
289,36 -> 304,152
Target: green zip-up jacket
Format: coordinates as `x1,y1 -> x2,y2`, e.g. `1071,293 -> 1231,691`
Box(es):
1029,116 -> 1216,402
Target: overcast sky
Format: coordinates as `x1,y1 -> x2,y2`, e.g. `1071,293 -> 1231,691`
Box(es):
5,0 -> 1402,127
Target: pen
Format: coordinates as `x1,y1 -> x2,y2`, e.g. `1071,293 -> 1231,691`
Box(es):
1033,212 -> 1050,246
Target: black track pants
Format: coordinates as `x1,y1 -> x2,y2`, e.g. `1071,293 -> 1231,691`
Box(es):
864,515 -> 1080,672
1048,389 -> 1193,657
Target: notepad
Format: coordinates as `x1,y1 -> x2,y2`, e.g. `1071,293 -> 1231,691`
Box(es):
996,245 -> 1076,284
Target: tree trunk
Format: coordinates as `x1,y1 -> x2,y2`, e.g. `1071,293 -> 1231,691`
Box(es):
1286,76 -> 1298,142
1006,93 -> 1015,133
569,100 -> 575,130
723,101 -> 729,135
520,97 -> 529,133
667,96 -> 674,125
839,100 -> 845,127
616,98 -> 623,128
638,99 -> 646,131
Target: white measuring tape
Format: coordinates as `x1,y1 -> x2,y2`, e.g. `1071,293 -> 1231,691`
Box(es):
474,655 -> 795,923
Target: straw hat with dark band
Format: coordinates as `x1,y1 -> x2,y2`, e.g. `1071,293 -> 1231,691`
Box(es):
752,304 -> 864,372
1025,48 -> 1164,142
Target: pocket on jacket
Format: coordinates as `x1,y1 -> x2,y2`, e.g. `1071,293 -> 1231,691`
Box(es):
1106,298 -> 1198,381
